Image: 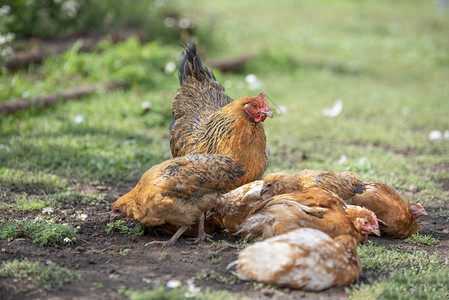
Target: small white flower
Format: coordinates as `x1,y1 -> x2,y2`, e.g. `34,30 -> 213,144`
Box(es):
429,130 -> 443,140
141,101 -> 152,111
0,32 -> 14,45
74,114 -> 85,123
164,17 -> 176,27
245,74 -> 258,83
185,279 -> 201,298
322,99 -> 343,117
154,0 -> 166,7
245,74 -> 263,90
166,279 -> 182,289
0,144 -> 11,152
42,207 -> 54,214
164,61 -> 176,74
338,154 -> 348,164
46,219 -> 54,224
77,213 -> 88,221
0,5 -> 11,16
33,216 -> 42,223
179,18 -> 193,29
64,237 -> 71,243
46,260 -> 53,265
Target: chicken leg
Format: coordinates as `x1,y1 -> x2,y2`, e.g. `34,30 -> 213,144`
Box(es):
145,226 -> 188,247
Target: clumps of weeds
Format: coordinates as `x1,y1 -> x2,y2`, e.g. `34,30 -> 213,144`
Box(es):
106,219 -> 146,237
0,258 -> 79,291
0,217 -> 79,247
407,232 -> 439,246
0,206 -> 87,246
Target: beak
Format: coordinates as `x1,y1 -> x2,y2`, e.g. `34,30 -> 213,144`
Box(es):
371,227 -> 381,237
110,214 -> 118,223
260,188 -> 266,196
262,109 -> 273,118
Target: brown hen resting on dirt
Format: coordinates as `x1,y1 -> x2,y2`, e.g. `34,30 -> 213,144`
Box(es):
238,188 -> 379,244
231,228 -> 361,291
110,154 -> 246,247
261,170 -> 427,238
209,180 -> 264,233
170,40 -> 272,189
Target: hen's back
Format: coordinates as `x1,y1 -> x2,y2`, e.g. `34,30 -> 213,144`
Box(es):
171,40 -> 234,157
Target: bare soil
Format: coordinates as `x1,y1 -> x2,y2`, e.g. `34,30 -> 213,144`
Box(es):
1,183 -> 448,300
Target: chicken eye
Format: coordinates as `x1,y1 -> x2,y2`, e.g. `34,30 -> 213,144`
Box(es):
115,208 -> 121,213
266,183 -> 272,188
252,103 -> 258,109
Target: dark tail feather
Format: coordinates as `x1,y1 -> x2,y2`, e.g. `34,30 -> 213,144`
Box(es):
178,40 -> 216,86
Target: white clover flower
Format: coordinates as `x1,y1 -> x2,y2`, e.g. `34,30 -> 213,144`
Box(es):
245,74 -> 263,90
338,154 -> 348,165
0,144 -> 11,152
429,130 -> 443,140
77,213 -> 87,221
42,207 -> 54,214
185,279 -> 201,298
141,101 -> 152,111
61,0 -> 79,18
322,99 -> 343,117
74,114 -> 85,123
164,17 -> 176,27
164,61 -> 176,74
166,279 -> 182,289
0,5 -> 11,16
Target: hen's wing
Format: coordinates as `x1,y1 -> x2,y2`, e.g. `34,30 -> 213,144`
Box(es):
170,40 -> 234,157
156,154 -> 247,198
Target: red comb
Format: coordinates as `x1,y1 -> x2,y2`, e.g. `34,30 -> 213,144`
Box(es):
259,93 -> 269,107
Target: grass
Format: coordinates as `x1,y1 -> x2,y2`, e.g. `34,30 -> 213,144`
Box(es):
407,232 -> 439,246
0,218 -> 79,246
354,241 -> 448,298
0,0 -> 448,298
0,258 -> 79,291
125,285 -> 246,300
15,191 -> 105,211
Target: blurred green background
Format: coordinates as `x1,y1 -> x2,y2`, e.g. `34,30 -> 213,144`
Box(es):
1,0 -> 449,297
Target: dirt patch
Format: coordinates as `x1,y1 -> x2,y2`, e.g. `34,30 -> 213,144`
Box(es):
0,184 -> 448,300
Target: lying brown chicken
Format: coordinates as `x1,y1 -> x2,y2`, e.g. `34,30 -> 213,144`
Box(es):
261,170 -> 427,238
210,180 -> 264,234
231,228 -> 361,291
170,40 -> 273,189
238,188 -> 379,244
110,154 -> 245,246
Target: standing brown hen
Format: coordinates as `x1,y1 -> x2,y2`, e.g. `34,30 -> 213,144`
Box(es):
110,154 -> 246,247
170,40 -> 273,189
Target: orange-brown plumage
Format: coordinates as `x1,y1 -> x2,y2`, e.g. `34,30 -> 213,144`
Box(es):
233,228 -> 361,291
210,180 -> 264,233
238,188 -> 378,244
170,41 -> 272,189
261,170 -> 427,238
110,154 -> 245,246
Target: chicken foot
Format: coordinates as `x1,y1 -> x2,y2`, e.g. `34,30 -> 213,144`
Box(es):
145,226 -> 188,247
187,214 -> 213,244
